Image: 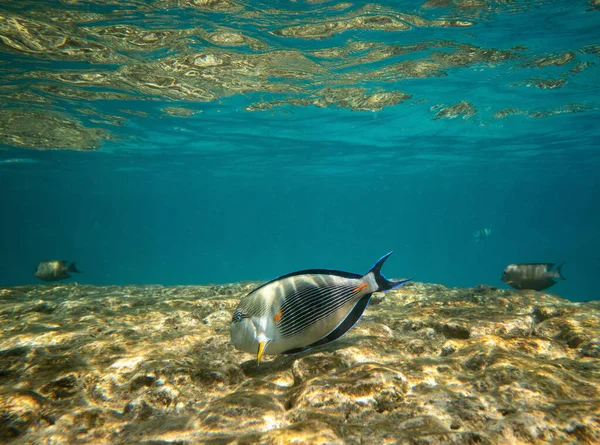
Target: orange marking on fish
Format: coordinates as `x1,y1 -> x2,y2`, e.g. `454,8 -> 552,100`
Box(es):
273,310 -> 282,323
353,283 -> 368,293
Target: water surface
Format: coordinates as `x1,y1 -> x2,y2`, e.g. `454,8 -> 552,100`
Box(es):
1,0 -> 599,301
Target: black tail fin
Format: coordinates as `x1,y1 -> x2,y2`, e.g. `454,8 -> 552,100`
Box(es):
553,263 -> 565,280
367,251 -> 411,292
68,262 -> 82,274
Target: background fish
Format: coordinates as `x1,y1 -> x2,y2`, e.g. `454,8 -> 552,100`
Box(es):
501,263 -> 565,291
230,252 -> 410,364
474,227 -> 492,241
34,260 -> 81,282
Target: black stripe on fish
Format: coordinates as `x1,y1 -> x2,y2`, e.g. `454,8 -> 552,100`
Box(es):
279,284 -> 354,336
231,310 -> 251,323
281,293 -> 373,355
276,283 -> 341,316
283,285 -> 356,329
246,269 -> 362,298
278,283 -> 362,338
235,293 -> 272,319
279,283 -> 326,307
279,283 -> 351,318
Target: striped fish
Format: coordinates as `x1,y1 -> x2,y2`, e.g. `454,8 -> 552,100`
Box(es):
230,252 -> 410,364
501,262 -> 565,291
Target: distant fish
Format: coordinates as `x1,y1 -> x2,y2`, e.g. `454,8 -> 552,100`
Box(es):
230,252 -> 410,364
34,260 -> 81,282
474,227 -> 492,241
501,263 -> 565,291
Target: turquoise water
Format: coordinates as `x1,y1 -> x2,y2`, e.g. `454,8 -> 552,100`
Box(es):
0,1 -> 599,301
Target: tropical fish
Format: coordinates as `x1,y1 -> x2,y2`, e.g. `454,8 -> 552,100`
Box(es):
501,263 -> 565,291
34,260 -> 81,282
230,252 -> 410,364
474,227 -> 492,241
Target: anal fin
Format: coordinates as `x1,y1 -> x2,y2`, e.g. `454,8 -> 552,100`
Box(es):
281,293 -> 373,355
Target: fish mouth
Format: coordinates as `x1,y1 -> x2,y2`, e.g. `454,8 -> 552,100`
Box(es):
257,341 -> 267,364
255,333 -> 271,365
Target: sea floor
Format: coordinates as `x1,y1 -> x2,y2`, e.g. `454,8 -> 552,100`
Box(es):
0,282 -> 599,444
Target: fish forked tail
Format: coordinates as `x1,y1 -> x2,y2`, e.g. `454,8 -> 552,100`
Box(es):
68,262 -> 82,274
553,263 -> 566,280
367,251 -> 411,292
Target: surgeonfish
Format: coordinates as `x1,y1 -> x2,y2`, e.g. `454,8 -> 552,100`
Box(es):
34,260 -> 81,282
230,252 -> 410,364
501,263 -> 565,291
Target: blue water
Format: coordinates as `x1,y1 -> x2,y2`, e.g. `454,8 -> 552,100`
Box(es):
0,1 -> 599,301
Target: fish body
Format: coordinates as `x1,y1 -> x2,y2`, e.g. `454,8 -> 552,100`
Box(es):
230,252 -> 410,363
34,260 -> 81,282
474,227 -> 492,241
501,263 -> 565,291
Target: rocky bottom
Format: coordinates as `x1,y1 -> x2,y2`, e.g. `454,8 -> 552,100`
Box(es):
0,282 -> 599,444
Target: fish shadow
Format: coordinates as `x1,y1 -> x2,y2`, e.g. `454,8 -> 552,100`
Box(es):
239,334 -> 377,377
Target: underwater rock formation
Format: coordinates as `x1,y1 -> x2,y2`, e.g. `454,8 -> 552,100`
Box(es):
0,282 -> 599,444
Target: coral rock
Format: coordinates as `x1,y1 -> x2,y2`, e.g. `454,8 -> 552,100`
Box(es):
0,283 -> 599,444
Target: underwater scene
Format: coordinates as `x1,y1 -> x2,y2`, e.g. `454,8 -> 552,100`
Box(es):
1,0 -> 600,443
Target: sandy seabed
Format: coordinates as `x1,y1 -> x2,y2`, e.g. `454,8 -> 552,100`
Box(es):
0,282 -> 599,444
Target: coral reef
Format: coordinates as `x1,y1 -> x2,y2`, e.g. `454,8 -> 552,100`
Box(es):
1,282 -> 598,444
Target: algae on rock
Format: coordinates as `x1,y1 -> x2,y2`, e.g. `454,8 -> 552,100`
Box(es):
0,282 -> 599,444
